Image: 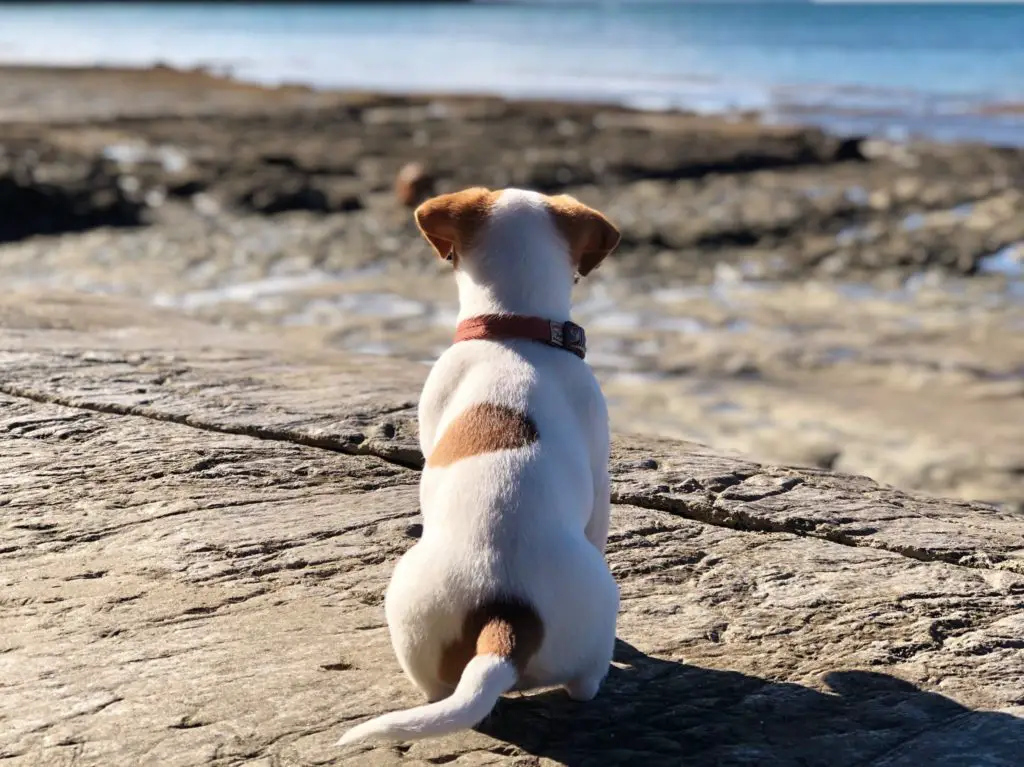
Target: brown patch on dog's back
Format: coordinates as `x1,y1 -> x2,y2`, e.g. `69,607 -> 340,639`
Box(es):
427,402 -> 538,468
414,187 -> 500,263
545,194 -> 621,276
439,599 -> 544,690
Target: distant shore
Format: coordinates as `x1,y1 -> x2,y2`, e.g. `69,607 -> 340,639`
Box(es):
0,62 -> 1023,147
0,64 -> 347,123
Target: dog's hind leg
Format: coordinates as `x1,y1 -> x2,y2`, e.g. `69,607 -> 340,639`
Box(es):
564,670 -> 606,702
395,654 -> 452,704
564,629 -> 615,702
584,471 -> 611,555
383,544 -> 454,704
563,556 -> 617,703
565,644 -> 614,702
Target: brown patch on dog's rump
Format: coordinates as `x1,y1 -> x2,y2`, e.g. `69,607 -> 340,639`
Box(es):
545,194 -> 621,276
439,599 -> 544,689
414,187 -> 499,263
426,403 -> 538,468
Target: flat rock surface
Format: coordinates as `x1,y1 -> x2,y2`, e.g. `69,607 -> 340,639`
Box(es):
2,293 -> 1022,766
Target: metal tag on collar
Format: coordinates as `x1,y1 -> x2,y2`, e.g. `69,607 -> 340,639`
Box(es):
549,320 -> 586,359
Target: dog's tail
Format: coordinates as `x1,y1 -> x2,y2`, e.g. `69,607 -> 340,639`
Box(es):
336,599 -> 543,746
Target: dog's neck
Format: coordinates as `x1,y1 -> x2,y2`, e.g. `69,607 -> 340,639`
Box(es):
454,247 -> 574,325
450,190 -> 578,323
455,276 -> 572,324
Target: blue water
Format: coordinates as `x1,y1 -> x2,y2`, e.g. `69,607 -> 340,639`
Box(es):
1,2 -> 1023,143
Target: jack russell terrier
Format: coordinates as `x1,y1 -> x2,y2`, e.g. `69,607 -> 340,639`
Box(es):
337,187 -> 621,746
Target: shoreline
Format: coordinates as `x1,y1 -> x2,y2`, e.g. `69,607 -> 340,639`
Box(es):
1,62 -> 1023,147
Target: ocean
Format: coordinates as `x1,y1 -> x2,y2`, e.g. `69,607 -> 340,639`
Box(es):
1,1 -> 1023,144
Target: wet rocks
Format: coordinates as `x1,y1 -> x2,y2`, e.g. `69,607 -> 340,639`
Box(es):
4,86 -> 1022,280
0,147 -> 144,243
229,174 -> 364,215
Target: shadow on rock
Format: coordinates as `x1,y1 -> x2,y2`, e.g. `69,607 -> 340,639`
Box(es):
478,639 -> 1023,767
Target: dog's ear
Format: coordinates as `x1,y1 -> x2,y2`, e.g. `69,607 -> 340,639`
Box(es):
414,187 -> 495,262
546,195 -> 621,277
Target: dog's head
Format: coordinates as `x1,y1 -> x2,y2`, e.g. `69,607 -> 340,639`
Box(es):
413,187 -> 620,288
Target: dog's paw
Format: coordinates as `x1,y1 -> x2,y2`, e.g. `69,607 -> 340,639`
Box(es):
564,675 -> 603,702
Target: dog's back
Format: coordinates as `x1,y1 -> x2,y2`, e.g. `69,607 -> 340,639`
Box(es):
416,335 -> 614,667
419,337 -> 606,537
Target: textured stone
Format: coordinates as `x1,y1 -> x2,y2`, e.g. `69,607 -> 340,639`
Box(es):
1,293 -> 1022,766
3,293 -> 1022,570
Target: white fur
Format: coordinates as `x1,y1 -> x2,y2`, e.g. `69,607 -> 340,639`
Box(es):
337,189 -> 618,747
337,656 -> 516,745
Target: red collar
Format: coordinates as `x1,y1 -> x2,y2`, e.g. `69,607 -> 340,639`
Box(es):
454,314 -> 587,359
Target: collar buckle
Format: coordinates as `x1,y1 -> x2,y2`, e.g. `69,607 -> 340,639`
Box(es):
551,320 -> 586,359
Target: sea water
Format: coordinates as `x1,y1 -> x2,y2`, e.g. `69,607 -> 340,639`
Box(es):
1,1 -> 1023,143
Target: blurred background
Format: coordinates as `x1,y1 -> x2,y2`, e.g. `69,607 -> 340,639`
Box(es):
1,0 -> 1021,511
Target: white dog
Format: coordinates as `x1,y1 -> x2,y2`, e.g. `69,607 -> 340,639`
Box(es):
337,187 -> 621,746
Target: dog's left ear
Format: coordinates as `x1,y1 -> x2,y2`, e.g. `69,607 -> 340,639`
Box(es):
414,187 -> 495,263
546,195 -> 621,277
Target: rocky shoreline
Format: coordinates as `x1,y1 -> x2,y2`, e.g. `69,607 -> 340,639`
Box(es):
2,65 -> 1022,510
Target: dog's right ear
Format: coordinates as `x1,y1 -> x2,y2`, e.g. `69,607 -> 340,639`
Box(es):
546,194 -> 620,277
414,187 -> 495,263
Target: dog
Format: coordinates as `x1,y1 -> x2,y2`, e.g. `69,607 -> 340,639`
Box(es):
337,187 -> 621,746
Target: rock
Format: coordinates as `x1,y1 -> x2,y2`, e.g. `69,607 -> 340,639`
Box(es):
394,161 -> 433,207
0,151 -> 144,243
225,173 -> 364,215
1,291 -> 1022,766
